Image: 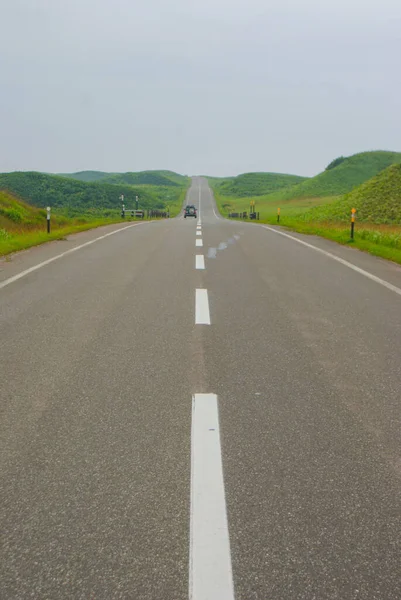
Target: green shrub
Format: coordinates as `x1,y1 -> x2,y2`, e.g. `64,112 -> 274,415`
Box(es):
325,156 -> 346,170
0,228 -> 12,240
0,207 -> 23,222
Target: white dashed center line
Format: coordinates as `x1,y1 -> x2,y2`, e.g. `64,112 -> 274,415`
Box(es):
196,255 -> 205,270
189,393 -> 234,600
196,231 -> 202,236
195,289 -> 210,324
196,239 -> 203,247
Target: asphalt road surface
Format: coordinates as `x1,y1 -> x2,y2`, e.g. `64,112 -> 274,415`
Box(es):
1,178 -> 400,600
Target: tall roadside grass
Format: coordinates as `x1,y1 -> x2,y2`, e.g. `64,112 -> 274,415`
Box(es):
0,217 -> 127,256
268,218 -> 401,264
214,190 -> 401,265
0,187 -> 189,257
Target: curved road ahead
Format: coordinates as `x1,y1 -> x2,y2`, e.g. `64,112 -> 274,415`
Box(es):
1,178 -> 400,599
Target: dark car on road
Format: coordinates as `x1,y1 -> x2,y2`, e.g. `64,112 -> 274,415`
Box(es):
184,205 -> 197,218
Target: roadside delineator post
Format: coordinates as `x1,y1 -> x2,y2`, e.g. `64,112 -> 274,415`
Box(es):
277,207 -> 280,223
351,208 -> 356,239
249,200 -> 257,219
46,206 -> 51,233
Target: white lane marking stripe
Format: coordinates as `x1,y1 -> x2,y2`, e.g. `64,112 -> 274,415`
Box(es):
190,394 -> 234,600
195,289 -> 210,324
263,225 -> 401,298
196,231 -> 202,236
0,223 -> 147,291
196,239 -> 203,247
197,226 -> 202,230
196,255 -> 205,270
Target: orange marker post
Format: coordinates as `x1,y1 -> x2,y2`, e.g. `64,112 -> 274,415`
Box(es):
250,200 -> 256,220
351,208 -> 356,239
277,207 -> 281,223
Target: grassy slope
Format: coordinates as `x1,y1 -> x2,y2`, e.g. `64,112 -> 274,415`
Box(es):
0,191 -> 48,230
0,172 -> 189,255
57,171 -> 113,182
212,172 -> 307,197
214,189 -> 401,264
59,170 -> 188,187
0,191 -> 124,255
100,173 -> 180,187
213,152 -> 401,265
0,172 -> 178,210
301,163 -> 401,223
212,151 -> 401,222
154,170 -> 189,185
214,192 -> 338,219
263,151 -> 401,201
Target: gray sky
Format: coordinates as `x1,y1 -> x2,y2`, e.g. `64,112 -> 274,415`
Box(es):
1,0 -> 401,177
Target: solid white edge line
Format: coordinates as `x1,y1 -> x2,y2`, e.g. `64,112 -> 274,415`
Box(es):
189,393 -> 234,600
196,239 -> 203,247
0,222 -> 148,291
195,288 -> 210,324
195,255 -> 205,270
262,225 -> 401,298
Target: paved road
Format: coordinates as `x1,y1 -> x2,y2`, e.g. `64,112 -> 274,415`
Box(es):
1,179 -> 400,599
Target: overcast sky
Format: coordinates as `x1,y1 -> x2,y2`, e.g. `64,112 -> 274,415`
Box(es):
1,0 -> 400,177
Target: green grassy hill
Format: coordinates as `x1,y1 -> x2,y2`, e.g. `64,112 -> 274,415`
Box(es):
0,191 -> 49,232
0,189 -> 127,256
302,163 -> 401,223
264,151 -> 401,202
60,170 -> 188,187
0,172 -> 174,211
148,170 -> 189,185
58,171 -> 113,182
212,172 -> 307,197
99,172 -> 182,187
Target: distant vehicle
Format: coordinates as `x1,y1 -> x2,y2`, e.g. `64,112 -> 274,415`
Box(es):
184,205 -> 197,218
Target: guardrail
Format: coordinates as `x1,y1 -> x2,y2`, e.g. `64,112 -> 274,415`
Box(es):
121,208 -> 170,219
121,208 -> 145,219
228,211 -> 259,220
149,210 -> 169,218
